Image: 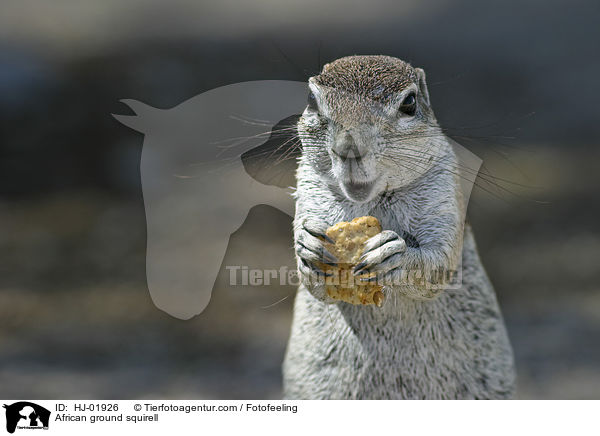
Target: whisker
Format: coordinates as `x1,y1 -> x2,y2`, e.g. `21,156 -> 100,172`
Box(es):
260,295 -> 291,309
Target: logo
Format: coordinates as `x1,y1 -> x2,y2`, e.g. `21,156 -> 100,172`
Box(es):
3,402 -> 50,433
113,81 -> 303,320
113,81 -> 481,320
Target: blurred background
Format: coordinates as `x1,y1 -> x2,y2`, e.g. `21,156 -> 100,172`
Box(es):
1,0 -> 599,399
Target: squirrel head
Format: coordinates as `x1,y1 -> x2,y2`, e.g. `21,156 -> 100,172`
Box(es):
298,55 -> 448,203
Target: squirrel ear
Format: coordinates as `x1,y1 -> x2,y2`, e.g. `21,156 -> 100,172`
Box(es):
415,68 -> 431,106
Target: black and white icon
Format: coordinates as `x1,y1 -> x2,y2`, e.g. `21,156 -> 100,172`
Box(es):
3,402 -> 50,434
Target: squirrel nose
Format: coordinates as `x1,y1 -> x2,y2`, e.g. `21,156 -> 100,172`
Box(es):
331,133 -> 364,161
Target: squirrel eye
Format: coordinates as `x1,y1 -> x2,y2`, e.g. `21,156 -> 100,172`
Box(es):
399,92 -> 416,116
307,91 -> 319,111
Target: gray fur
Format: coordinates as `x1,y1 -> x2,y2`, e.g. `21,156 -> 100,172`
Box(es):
283,55 -> 516,399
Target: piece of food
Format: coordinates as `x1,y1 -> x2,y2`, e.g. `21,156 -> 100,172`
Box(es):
319,216 -> 385,307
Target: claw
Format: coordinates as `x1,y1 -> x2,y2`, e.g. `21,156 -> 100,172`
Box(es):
303,219 -> 334,244
301,258 -> 332,277
360,230 -> 400,257
296,240 -> 337,264
353,261 -> 368,275
321,233 -> 335,245
321,250 -> 337,264
356,268 -> 372,276
358,269 -> 402,284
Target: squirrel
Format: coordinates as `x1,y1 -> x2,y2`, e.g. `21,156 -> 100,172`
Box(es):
283,55 -> 516,399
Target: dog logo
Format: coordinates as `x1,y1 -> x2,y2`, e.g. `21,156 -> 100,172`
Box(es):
3,402 -> 50,433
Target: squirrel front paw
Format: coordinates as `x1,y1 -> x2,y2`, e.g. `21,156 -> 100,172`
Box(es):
353,230 -> 407,284
295,218 -> 338,286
